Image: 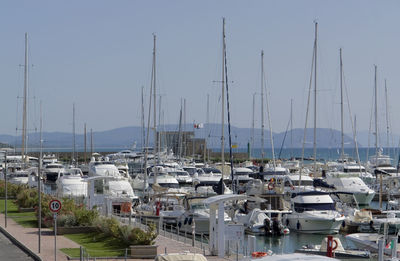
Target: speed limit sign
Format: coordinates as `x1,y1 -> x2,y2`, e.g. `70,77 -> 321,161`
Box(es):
49,199 -> 62,213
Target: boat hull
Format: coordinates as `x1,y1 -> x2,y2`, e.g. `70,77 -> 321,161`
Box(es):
286,213 -> 344,234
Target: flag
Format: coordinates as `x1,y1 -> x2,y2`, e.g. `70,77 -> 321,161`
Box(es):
194,123 -> 204,129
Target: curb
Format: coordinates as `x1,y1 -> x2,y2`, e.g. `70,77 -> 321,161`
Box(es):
0,226 -> 42,261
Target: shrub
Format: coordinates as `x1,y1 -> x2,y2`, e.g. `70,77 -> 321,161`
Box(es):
0,181 -> 26,198
129,224 -> 157,245
15,189 -> 38,208
74,207 -> 98,226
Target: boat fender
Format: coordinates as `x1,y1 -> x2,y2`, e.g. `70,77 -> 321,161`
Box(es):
296,220 -> 301,230
178,221 -> 182,228
188,217 -> 193,225
184,217 -> 188,225
341,220 -> 346,227
285,218 -> 289,226
251,252 -> 268,258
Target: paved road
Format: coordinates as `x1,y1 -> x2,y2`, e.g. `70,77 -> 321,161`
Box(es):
0,231 -> 33,260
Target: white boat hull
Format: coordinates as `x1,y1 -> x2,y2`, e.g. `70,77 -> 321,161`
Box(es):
286,213 -> 344,234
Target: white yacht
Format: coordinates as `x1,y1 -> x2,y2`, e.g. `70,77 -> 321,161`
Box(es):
368,149 -> 399,176
283,174 -> 315,194
88,157 -> 120,177
325,172 -> 375,205
168,169 -> 192,185
178,197 -> 231,234
148,167 -> 179,189
56,168 -> 87,198
43,163 -> 66,183
231,167 -> 254,183
283,191 -> 345,234
192,168 -> 222,186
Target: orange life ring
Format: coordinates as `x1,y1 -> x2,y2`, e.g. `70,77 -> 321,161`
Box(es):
332,239 -> 338,251
252,252 -> 268,258
121,202 -> 132,213
268,182 -> 275,190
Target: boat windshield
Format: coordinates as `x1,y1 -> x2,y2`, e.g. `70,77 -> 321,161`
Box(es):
158,183 -> 179,189
191,203 -> 206,210
294,203 -> 335,212
183,168 -> 197,175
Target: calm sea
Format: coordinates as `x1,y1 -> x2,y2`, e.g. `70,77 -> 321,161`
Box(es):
234,147 -> 399,164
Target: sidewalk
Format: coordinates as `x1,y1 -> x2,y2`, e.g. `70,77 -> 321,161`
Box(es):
0,213 -> 228,261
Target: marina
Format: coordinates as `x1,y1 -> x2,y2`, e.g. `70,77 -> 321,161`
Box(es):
2,1 -> 400,261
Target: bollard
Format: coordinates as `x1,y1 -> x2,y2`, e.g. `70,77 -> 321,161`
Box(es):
326,235 -> 333,257
392,237 -> 398,258
80,246 -> 83,261
165,247 -> 167,254
164,223 -> 166,236
247,235 -> 256,255
185,230 -> 187,244
125,248 -> 127,261
236,242 -> 239,261
378,239 -> 384,261
177,226 -> 180,241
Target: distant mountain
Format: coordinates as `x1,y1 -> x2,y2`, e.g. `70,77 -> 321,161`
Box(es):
0,124 -> 362,150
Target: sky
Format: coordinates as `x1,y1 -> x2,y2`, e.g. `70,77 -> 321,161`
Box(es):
1,0 -> 400,142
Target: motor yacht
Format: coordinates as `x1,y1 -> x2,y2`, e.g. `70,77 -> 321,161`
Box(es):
56,168 -> 87,198
177,197 -> 231,234
324,172 -> 375,206
283,191 -> 345,234
148,167 -> 179,189
88,157 -> 120,177
43,163 -> 66,183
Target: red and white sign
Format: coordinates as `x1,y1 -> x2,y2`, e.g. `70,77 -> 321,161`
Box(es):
49,199 -> 62,213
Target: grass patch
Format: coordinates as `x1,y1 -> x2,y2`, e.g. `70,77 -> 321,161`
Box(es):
0,199 -> 37,228
61,232 -> 129,257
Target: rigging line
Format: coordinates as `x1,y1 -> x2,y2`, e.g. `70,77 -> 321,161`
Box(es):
278,115 -> 291,159
223,25 -> 235,193
366,74 -> 375,162
299,32 -> 316,188
342,61 -> 361,168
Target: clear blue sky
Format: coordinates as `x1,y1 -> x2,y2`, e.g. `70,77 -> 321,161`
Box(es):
1,0 -> 399,140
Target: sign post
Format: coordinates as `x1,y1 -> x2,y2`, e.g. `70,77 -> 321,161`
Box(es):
49,199 -> 62,261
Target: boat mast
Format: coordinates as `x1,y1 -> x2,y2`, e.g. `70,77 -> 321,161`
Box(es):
263,51 -> 276,168
251,92 -> 256,159
84,123 -> 87,164
313,22 -> 318,175
141,86 -> 145,150
299,22 -> 317,188
221,18 -> 225,178
22,32 -> 28,162
374,65 -> 382,209
152,34 -> 158,164
206,93 -> 210,163
290,99 -> 293,158
178,99 -> 183,161
340,48 -> 344,160
261,51 -> 265,165
72,103 -> 76,166
385,80 -> 389,150
90,128 -> 93,155
184,98 -> 186,158
222,18 -> 235,192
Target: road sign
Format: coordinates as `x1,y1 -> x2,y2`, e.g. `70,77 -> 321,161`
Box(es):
49,199 -> 62,213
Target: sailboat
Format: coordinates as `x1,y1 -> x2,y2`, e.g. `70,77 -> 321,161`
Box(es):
323,49 -> 375,206
284,23 -> 345,234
